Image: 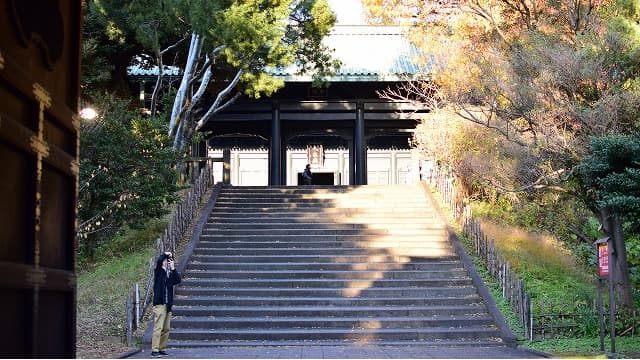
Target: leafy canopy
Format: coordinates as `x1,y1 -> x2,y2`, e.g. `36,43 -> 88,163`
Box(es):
78,97 -> 179,258
579,135 -> 640,222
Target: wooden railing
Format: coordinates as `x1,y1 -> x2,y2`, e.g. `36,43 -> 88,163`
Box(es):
426,163 -> 640,341
425,164 -> 536,339
124,161 -> 215,345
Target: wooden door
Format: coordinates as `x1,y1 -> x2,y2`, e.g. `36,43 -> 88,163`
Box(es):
0,1 -> 82,357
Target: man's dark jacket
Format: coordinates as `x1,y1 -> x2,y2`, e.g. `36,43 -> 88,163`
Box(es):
152,253 -> 181,312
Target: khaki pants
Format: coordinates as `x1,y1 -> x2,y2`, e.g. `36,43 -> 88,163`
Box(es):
151,305 -> 171,352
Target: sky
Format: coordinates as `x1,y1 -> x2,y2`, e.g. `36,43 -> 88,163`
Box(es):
327,0 -> 367,25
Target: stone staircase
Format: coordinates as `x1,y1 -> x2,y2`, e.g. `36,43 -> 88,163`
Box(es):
168,184 -> 506,347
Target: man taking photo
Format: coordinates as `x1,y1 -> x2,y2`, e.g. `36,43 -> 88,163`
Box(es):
151,251 -> 181,357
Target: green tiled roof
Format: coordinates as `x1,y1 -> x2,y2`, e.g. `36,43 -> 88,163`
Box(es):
127,26 -> 427,82
273,25 -> 428,82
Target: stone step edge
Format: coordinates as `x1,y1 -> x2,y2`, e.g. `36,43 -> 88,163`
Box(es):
172,304 -> 486,311
166,340 -> 505,347
170,314 -> 492,322
173,295 -> 481,301
169,326 -> 500,335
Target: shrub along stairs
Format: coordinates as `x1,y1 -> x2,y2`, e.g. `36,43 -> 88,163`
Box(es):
168,184 -> 510,347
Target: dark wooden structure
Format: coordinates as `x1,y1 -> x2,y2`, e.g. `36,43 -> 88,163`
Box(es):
204,82 -> 427,186
0,1 -> 82,357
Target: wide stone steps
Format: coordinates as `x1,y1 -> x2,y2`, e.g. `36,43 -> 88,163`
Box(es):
179,278 -> 474,288
171,304 -> 487,318
187,254 -> 461,263
168,327 -> 501,342
167,184 -> 504,347
207,216 -> 444,224
183,269 -> 469,280
173,296 -> 482,307
166,339 -> 504,347
196,237 -> 451,247
186,260 -> 463,271
170,315 -> 495,329
176,286 -> 480,298
211,208 -> 436,214
190,247 -> 456,257
201,228 -> 448,236
207,223 -> 447,230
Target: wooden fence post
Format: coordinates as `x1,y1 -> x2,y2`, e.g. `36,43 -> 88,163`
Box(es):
126,294 -> 133,346
135,283 -> 140,330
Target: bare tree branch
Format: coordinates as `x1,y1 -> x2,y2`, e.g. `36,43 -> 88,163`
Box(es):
481,167 -> 575,193
160,34 -> 190,56
195,68 -> 244,131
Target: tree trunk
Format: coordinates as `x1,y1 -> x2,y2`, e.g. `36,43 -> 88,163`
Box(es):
169,32 -> 203,137
150,48 -> 163,117
598,207 -> 634,311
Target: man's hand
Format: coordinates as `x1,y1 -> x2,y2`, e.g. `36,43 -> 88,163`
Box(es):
168,259 -> 175,270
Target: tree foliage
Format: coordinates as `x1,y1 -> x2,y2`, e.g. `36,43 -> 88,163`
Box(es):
368,0 -> 640,307
84,0 -> 339,152
579,135 -> 640,222
167,0 -> 340,151
78,96 -> 179,261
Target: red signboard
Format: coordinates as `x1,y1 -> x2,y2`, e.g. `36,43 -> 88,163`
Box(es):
598,242 -> 609,277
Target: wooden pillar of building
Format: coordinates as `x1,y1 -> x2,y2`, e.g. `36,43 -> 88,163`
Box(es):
222,149 -> 231,184
269,102 -> 282,185
354,103 -> 367,185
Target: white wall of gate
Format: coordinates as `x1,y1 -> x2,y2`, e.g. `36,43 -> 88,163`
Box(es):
208,149 -> 419,186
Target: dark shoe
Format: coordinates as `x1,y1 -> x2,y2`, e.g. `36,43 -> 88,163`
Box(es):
151,352 -> 161,357
159,351 -> 169,356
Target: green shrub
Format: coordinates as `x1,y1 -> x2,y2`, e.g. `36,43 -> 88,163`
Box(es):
78,96 -> 179,263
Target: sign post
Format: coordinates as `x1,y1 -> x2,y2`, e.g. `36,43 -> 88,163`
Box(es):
594,237 -> 615,354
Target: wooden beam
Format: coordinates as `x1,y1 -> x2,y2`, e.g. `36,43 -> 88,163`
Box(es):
364,102 -> 430,112
280,101 -> 356,111
212,113 -> 271,121
365,112 -> 427,120
280,113 -> 356,121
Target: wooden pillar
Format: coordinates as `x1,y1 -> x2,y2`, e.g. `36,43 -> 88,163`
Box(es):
222,149 -> 231,184
270,102 -> 281,186
354,103 -> 367,185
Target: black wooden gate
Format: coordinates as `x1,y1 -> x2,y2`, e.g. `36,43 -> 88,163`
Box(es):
0,1 -> 82,357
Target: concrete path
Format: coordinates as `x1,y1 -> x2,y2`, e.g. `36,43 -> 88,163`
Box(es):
124,345 -> 550,359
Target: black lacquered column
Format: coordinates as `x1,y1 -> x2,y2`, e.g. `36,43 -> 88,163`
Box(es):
354,103 -> 367,185
269,101 -> 282,185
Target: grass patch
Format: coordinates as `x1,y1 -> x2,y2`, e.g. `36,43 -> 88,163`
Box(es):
523,336 -> 640,358
77,245 -> 156,341
427,185 -> 639,356
77,220 -> 165,357
478,221 -> 596,312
